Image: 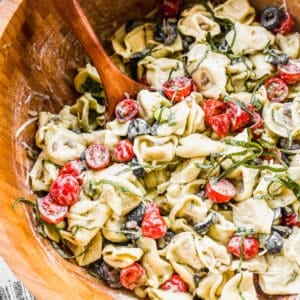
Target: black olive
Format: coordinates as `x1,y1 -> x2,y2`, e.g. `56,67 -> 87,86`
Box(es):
130,158 -> 145,178
126,203 -> 146,225
157,230 -> 175,249
260,6 -> 281,30
194,212 -> 218,234
88,260 -> 121,288
154,20 -> 177,46
272,207 -> 282,224
215,40 -> 229,53
266,50 -> 289,65
278,138 -> 300,150
281,206 -> 294,217
272,225 -> 293,238
182,35 -> 195,53
264,231 -> 284,254
127,118 -> 151,140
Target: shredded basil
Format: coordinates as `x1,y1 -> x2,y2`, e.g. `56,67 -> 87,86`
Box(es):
51,241 -> 90,259
167,62 -> 180,83
12,197 -> 36,210
223,95 -> 255,118
189,48 -> 209,75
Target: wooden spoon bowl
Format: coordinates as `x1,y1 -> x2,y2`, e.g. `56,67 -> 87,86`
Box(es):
0,0 -> 299,299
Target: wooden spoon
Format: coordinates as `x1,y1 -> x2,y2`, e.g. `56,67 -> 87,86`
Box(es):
49,0 -> 150,121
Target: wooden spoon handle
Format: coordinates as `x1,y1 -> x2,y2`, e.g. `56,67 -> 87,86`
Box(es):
50,0 -> 149,120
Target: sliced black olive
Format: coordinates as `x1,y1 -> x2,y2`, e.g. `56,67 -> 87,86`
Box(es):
281,206 -> 294,217
260,6 -> 281,30
272,207 -> 282,225
194,212 -> 218,234
278,138 -> 300,150
182,35 -> 195,53
130,158 -> 145,178
126,203 -> 146,226
157,230 -> 175,249
265,49 -> 289,65
127,118 -> 152,140
215,40 -> 229,53
154,20 -> 177,46
88,260 -> 122,288
272,225 -> 293,238
264,231 -> 284,254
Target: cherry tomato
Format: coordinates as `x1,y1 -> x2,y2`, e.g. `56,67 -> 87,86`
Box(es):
262,147 -> 282,163
141,204 -> 167,239
162,76 -> 193,103
273,11 -> 294,35
144,202 -> 161,215
115,99 -> 138,122
50,174 -> 80,206
206,178 -> 236,203
283,212 -> 300,227
156,0 -> 182,18
59,159 -> 83,184
161,274 -> 187,293
85,144 -> 110,170
250,112 -> 263,140
227,236 -> 259,259
264,77 -> 288,102
113,139 -> 135,163
37,195 -> 68,225
120,263 -> 145,290
208,113 -> 232,138
226,102 -> 253,132
279,59 -> 300,84
202,99 -> 226,123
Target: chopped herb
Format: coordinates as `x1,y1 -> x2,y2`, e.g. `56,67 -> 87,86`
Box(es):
51,240 -> 90,259
189,48 -> 209,75
224,95 -> 255,118
12,197 -> 36,210
167,62 -> 180,83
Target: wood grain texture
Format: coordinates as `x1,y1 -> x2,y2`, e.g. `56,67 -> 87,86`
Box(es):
0,0 -> 299,299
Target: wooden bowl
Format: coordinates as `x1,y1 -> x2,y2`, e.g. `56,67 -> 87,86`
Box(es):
0,0 -> 299,299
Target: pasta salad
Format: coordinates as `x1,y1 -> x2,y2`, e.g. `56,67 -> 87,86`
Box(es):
19,0 -> 300,299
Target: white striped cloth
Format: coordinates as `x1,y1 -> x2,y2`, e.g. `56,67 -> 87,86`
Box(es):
0,257 -> 34,300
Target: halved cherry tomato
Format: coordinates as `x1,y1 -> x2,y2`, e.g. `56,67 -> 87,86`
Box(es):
50,174 -> 80,206
202,99 -> 226,123
120,263 -> 145,290
144,202 -> 161,215
227,236 -> 259,259
208,113 -> 232,138
161,274 -> 187,293
264,77 -> 288,102
279,59 -> 300,84
206,178 -> 236,203
59,159 -> 83,184
162,76 -> 193,102
113,139 -> 135,163
156,0 -> 182,18
85,144 -> 110,170
250,112 -> 264,140
226,102 -> 254,132
37,195 -> 68,225
273,11 -> 294,35
141,204 -> 167,239
115,99 -> 138,122
283,212 -> 300,227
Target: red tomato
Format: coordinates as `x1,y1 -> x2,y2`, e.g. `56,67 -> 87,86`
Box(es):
120,263 -> 145,290
202,99 -> 226,123
264,77 -> 288,102
37,195 -> 68,225
141,205 -> 167,239
226,102 -> 253,132
161,274 -> 187,293
208,113 -> 232,138
144,202 -> 161,215
113,139 -> 135,163
115,99 -> 138,122
279,59 -> 300,84
250,112 -> 263,140
162,76 -> 193,102
206,178 -> 236,203
156,0 -> 182,18
273,11 -> 294,35
227,236 -> 259,259
262,148 -> 282,163
59,159 -> 83,184
50,174 -> 80,206
283,212 -> 300,227
85,144 -> 110,170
